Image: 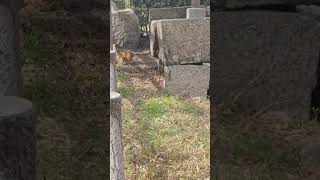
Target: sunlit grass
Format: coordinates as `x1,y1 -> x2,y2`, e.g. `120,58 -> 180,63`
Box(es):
120,79 -> 210,179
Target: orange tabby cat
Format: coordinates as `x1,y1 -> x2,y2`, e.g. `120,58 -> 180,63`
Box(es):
116,49 -> 133,65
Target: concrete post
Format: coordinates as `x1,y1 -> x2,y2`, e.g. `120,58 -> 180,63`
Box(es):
187,0 -> 206,18
110,45 -> 117,92
0,1 -> 25,96
110,91 -> 124,180
110,0 -> 113,52
110,0 -> 117,91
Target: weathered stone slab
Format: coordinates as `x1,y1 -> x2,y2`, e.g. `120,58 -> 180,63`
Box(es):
110,48 -> 117,92
212,11 -> 320,121
157,17 -> 210,68
215,0 -> 320,9
163,64 -> 210,98
0,5 -> 23,96
112,9 -> 140,50
110,91 -> 124,180
149,6 -> 190,22
187,8 -> 207,18
149,20 -> 159,57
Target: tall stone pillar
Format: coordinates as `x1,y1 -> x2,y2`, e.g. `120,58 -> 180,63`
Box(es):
187,0 -> 206,18
0,0 -> 25,96
110,0 -> 117,91
110,2 -> 123,179
110,92 -> 124,180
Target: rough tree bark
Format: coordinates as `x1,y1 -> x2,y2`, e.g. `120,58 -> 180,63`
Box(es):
0,96 -> 36,180
110,92 -> 124,180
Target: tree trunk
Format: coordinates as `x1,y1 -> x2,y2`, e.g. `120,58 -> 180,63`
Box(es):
110,92 -> 124,180
0,96 -> 36,180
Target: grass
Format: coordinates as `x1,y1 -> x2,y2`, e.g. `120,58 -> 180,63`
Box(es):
118,67 -> 210,179
117,71 -> 126,82
181,102 -> 205,116
118,86 -> 134,98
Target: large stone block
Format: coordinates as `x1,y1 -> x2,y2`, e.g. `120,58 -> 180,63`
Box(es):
212,11 -> 320,121
112,9 -> 140,50
157,17 -> 210,67
187,8 -> 207,18
215,0 -> 320,9
149,6 -> 190,22
163,64 -> 210,98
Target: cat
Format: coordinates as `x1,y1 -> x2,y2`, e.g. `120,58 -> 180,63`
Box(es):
116,49 -> 133,65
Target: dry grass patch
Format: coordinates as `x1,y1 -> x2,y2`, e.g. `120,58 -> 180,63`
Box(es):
118,63 -> 210,179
